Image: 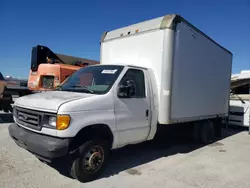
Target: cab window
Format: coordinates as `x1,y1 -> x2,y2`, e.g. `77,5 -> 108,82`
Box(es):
119,69 -> 146,98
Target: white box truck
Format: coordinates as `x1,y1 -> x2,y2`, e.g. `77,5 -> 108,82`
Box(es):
230,70 -> 250,127
9,14 -> 232,182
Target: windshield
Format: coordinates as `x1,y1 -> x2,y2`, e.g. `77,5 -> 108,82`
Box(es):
59,65 -> 124,94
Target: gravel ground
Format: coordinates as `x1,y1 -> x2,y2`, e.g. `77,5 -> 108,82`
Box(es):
1,112 -> 250,188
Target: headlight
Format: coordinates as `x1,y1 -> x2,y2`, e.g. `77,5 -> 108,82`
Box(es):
13,107 -> 17,121
56,115 -> 71,130
48,116 -> 57,127
47,115 -> 70,130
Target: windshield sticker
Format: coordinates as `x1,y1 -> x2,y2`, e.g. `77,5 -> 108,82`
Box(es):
101,69 -> 118,74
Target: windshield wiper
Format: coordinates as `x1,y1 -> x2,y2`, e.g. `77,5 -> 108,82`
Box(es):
70,85 -> 94,94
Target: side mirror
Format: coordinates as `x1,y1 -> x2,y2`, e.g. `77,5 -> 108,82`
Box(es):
118,80 -> 136,98
118,85 -> 129,98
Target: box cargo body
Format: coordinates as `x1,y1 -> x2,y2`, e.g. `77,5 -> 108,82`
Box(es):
101,14 -> 232,124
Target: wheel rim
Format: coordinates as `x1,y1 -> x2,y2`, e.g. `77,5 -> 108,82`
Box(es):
206,122 -> 215,143
82,146 -> 104,173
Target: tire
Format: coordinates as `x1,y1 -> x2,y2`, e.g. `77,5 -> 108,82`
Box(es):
8,105 -> 13,113
2,94 -> 13,113
192,122 -> 201,143
200,121 -> 215,144
3,108 -> 8,113
3,103 -> 12,113
70,140 -> 110,182
214,118 -> 223,138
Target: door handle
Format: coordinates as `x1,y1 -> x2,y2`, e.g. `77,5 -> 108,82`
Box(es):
146,109 -> 149,117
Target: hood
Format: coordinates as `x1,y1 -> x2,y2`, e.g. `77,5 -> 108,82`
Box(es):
14,91 -> 93,112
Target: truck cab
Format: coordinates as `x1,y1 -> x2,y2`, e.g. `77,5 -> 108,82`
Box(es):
9,64 -> 157,182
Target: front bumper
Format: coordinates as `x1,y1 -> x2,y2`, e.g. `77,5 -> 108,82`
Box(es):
9,123 -> 71,162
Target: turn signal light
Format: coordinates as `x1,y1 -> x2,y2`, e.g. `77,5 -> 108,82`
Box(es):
56,115 -> 71,130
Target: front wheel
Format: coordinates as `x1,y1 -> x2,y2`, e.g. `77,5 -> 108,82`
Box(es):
70,140 -> 110,182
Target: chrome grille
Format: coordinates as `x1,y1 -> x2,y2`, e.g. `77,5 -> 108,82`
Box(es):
42,76 -> 54,89
15,107 -> 42,130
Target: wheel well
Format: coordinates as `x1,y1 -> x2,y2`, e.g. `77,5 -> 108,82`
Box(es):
70,124 -> 114,151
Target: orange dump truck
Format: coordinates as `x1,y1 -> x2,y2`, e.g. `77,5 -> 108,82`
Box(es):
28,45 -> 99,91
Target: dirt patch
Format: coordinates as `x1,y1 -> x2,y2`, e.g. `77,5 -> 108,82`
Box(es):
125,168 -> 141,175
219,149 -> 227,152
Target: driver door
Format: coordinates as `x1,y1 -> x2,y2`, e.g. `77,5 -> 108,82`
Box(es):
114,68 -> 151,147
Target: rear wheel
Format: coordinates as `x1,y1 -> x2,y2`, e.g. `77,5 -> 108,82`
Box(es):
200,121 -> 215,144
192,120 -> 215,144
70,140 -> 110,182
192,122 -> 201,143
